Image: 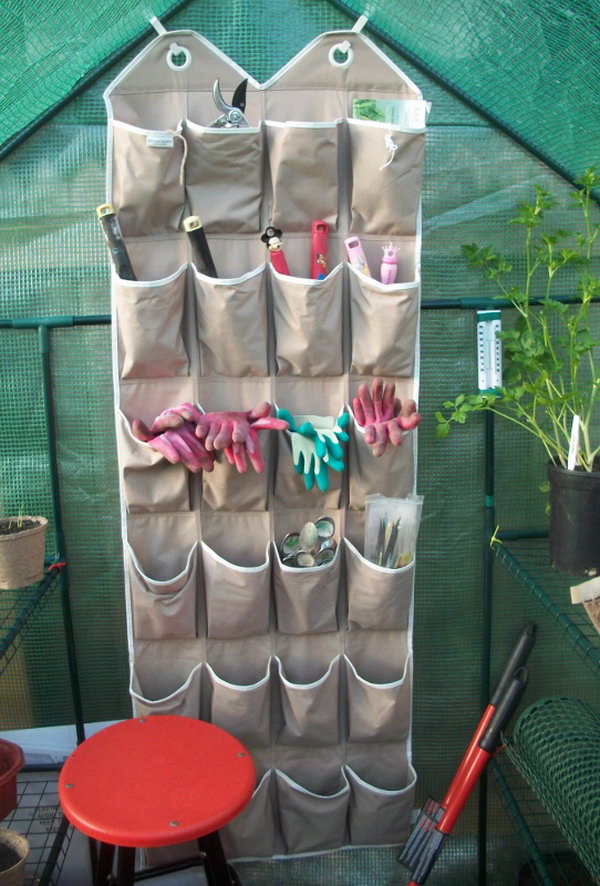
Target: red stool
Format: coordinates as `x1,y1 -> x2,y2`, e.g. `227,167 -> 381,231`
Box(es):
58,715 -> 255,886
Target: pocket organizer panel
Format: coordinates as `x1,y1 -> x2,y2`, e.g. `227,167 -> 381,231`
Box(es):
193,264 -> 269,377
206,659 -> 271,748
116,411 -> 190,513
220,770 -> 275,859
273,540 -> 341,635
130,661 -> 202,718
111,120 -> 185,237
271,263 -> 344,376
275,767 -> 349,854
276,655 -> 340,745
345,653 -> 412,742
129,541 -> 198,640
349,267 -> 419,377
345,762 -> 417,845
344,539 -> 414,630
266,121 -> 340,232
348,119 -> 425,236
201,540 -> 271,639
184,121 -> 263,233
348,414 -> 415,510
115,265 -> 189,379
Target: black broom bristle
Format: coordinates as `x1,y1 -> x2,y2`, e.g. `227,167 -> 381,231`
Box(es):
398,797 -> 444,869
410,828 -> 448,884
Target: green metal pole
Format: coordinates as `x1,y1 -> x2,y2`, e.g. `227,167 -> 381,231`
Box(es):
38,325 -> 86,744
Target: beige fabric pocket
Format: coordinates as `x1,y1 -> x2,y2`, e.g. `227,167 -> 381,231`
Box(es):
185,121 -> 263,233
266,121 -> 340,231
115,264 -> 189,379
348,119 -> 425,236
220,771 -> 275,859
275,767 -> 349,853
202,540 -> 271,639
111,120 -> 185,237
116,411 -> 190,513
276,655 -> 340,745
344,539 -> 414,631
345,762 -> 417,845
273,542 -> 340,635
130,662 -> 202,718
348,413 -> 415,509
202,433 -> 271,512
129,541 -> 198,640
349,266 -> 419,377
345,652 -> 412,742
127,512 -> 198,581
271,263 -> 344,376
193,264 -> 268,376
206,659 -> 271,748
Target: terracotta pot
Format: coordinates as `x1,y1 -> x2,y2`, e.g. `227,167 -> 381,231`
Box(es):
0,517 -> 48,590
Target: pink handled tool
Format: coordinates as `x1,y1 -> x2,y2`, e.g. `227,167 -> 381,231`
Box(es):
344,236 -> 371,277
380,242 -> 400,284
311,220 -> 329,279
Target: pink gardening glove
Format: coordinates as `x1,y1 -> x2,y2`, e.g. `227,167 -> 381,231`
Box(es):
132,415 -> 215,473
352,377 -> 421,457
200,402 -> 288,474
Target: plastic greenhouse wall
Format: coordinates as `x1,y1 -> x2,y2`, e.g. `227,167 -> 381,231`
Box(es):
1,1 -> 599,884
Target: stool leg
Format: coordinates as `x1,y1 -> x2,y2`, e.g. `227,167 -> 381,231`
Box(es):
93,842 -> 115,886
116,846 -> 136,886
197,831 -> 236,886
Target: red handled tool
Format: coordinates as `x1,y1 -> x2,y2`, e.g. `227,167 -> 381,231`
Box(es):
261,225 -> 290,275
311,220 -> 329,279
399,622 -> 536,883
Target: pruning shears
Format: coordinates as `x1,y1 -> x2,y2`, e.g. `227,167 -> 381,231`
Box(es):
210,78 -> 249,128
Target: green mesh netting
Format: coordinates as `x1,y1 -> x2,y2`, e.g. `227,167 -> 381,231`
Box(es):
506,697 -> 600,882
1,1 -> 600,883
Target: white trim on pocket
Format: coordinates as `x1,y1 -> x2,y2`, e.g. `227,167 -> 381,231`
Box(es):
265,119 -> 341,231
202,541 -> 271,639
128,541 -> 198,640
276,655 -> 341,745
184,119 -> 263,234
206,659 -> 272,748
114,263 -> 189,379
345,762 -> 417,846
193,263 -> 269,377
271,262 -> 344,376
110,119 -> 185,237
348,264 -> 419,377
130,662 -> 202,718
273,542 -> 340,635
344,538 -> 414,630
220,770 -> 275,859
275,767 -> 350,854
345,651 -> 413,742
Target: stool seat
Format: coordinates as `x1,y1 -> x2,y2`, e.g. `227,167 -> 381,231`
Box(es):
59,715 -> 255,849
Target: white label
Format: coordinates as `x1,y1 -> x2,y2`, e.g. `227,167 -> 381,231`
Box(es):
146,131 -> 174,148
570,576 -> 600,604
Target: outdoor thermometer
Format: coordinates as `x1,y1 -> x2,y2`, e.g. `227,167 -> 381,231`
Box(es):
476,310 -> 502,393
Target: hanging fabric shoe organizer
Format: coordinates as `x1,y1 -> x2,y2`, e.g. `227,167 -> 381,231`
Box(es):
104,20 -> 428,860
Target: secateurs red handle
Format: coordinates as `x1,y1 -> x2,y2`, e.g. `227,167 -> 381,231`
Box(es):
311,220 -> 329,279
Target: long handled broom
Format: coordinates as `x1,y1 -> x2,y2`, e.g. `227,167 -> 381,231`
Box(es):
399,622 -> 536,883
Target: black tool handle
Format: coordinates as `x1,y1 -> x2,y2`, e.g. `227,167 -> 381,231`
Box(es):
96,205 -> 136,281
480,667 -> 528,753
490,622 -> 536,707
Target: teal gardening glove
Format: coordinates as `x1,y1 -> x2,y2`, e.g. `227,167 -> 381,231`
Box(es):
276,410 -> 349,492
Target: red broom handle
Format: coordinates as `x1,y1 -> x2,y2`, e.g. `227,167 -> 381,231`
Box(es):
441,703 -> 495,810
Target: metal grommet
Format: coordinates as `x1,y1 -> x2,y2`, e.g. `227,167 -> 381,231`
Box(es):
328,41 -> 353,68
166,42 -> 192,71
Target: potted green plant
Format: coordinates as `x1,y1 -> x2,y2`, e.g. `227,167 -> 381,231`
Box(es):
0,513 -> 48,590
435,168 -> 600,576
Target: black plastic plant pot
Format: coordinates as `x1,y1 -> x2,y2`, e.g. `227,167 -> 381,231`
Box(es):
547,461 -> 600,577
